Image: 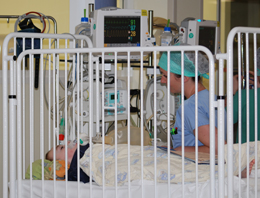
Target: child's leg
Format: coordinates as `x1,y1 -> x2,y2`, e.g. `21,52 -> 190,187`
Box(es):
241,159 -> 255,178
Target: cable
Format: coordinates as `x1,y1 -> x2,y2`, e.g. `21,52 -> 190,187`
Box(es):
106,122 -> 115,135
25,11 -> 46,33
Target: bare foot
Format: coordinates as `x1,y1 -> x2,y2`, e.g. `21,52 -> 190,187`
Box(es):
241,159 -> 255,178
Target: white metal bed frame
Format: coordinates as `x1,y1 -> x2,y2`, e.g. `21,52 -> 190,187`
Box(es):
2,32 -> 92,198
2,27 -> 260,198
219,26 -> 260,198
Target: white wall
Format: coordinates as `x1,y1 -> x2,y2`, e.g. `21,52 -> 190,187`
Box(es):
177,0 -> 203,24
133,0 -> 168,19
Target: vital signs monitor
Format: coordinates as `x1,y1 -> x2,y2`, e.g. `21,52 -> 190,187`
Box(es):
91,7 -> 154,48
179,19 -> 220,55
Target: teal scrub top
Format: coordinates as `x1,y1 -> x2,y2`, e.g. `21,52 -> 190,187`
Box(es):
233,88 -> 260,143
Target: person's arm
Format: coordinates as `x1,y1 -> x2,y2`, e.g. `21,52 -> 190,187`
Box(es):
225,74 -> 244,107
233,71 -> 260,95
233,74 -> 240,95
174,125 -> 223,154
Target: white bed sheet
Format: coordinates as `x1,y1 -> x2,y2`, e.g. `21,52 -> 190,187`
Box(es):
80,143 -> 260,187
18,142 -> 260,197
18,176 -> 260,198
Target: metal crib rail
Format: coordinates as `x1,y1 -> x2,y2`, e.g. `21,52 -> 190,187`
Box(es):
12,45 -> 216,198
219,26 -> 260,198
2,32 -> 92,198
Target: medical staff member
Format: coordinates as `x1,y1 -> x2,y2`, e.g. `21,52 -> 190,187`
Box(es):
158,43 -> 226,154
233,48 -> 260,143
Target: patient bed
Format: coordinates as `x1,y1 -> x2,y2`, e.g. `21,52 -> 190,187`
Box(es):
2,26 -> 260,198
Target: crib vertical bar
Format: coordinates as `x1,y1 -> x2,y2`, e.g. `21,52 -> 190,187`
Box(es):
253,33 -> 258,198
154,73 -> 157,198
181,50 -> 185,196
139,50 -> 144,198
89,52 -> 93,198
218,55 -> 225,198
209,51 -> 216,198
153,49 -> 158,198
80,52 -> 84,197
245,32 -> 250,197
29,53 -> 34,198
226,27 -> 235,198
9,59 -> 17,198
40,48 -> 45,198
80,47 -> 84,149
14,60 -> 17,97
22,39 -> 26,179
139,50 -> 146,198
127,51 -> 131,198
96,57 -> 100,137
2,36 -> 11,198
80,52 -> 83,158
48,40 -> 52,151
115,51 -> 118,198
73,51 -> 76,148
76,52 -> 80,197
194,50 -> 199,198
65,50 -> 69,198
52,52 -> 57,198
101,52 -> 106,197
166,49 -> 171,198
237,33 -> 242,193
57,40 -> 60,146
17,51 -> 22,198
14,38 -> 17,95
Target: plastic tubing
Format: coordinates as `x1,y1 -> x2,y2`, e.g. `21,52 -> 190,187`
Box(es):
26,11 -> 46,33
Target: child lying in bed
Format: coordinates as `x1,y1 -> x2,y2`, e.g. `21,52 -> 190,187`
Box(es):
46,142 -> 255,182
45,142 -> 90,183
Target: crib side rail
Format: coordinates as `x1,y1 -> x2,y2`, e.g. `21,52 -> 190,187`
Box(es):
2,32 -> 92,198
13,45 -> 216,198
223,26 -> 260,198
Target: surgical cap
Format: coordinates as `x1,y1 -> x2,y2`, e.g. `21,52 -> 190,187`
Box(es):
158,43 -> 209,79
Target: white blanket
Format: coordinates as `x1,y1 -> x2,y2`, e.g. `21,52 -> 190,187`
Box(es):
80,142 -> 260,186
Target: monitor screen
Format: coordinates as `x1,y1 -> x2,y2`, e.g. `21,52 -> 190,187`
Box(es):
199,26 -> 216,54
104,16 -> 140,46
110,94 -> 115,100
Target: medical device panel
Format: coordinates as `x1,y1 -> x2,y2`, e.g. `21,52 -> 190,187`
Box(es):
92,7 -> 154,48
74,81 -> 127,121
104,89 -> 127,116
179,19 -> 220,55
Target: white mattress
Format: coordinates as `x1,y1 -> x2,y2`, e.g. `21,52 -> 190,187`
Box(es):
18,176 -> 260,198
20,179 -> 211,198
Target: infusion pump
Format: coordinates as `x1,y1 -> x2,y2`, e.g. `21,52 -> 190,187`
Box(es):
74,81 -> 128,123
104,89 -> 127,116
91,7 -> 155,48
73,80 -> 128,137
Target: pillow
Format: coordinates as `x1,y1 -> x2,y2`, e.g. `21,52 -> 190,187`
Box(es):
25,159 -> 70,180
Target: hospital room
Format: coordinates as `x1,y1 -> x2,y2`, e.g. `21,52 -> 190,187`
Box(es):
1,0 -> 260,197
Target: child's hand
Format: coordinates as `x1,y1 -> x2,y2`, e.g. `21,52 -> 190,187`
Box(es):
248,71 -> 260,88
